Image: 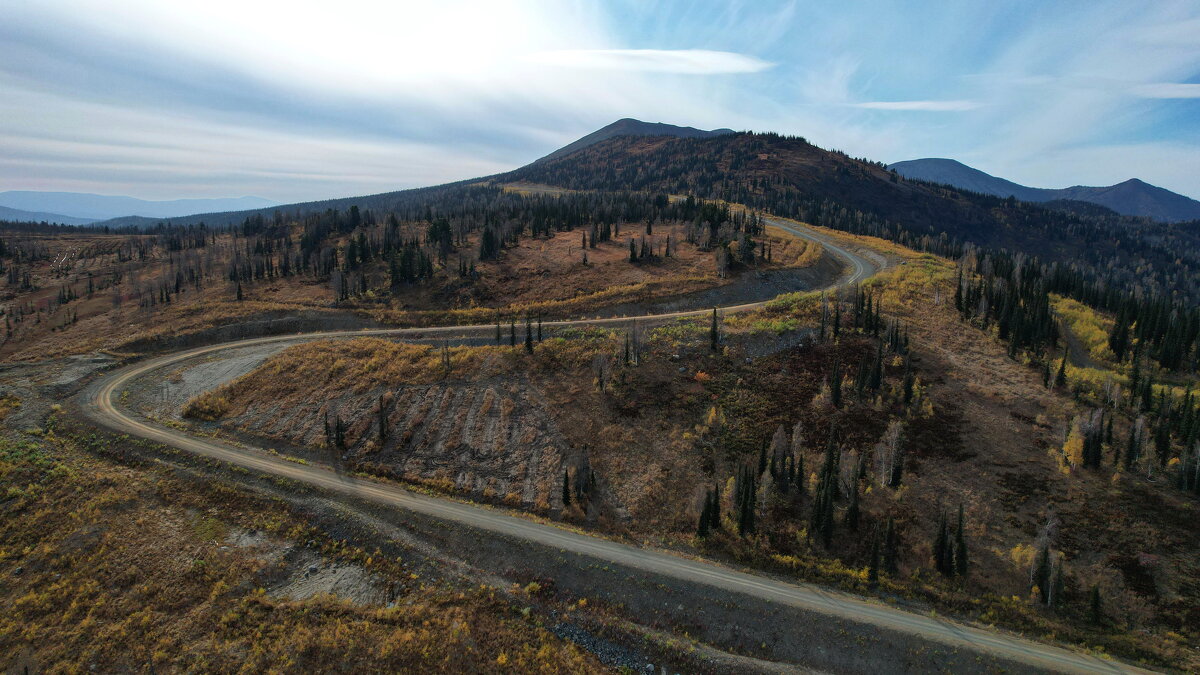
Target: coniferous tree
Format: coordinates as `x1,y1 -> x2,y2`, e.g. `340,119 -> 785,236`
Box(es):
882,516 -> 899,575
901,356 -> 915,407
562,469 -> 571,508
697,489 -> 712,538
829,360 -> 843,408
736,464 -> 757,536
1109,312 -> 1130,362
933,508 -> 952,576
1153,423 -> 1172,467
954,504 -> 970,577
1124,420 -> 1143,470
1089,585 -> 1104,625
1032,544 -> 1052,604
809,427 -> 840,546
710,307 -> 720,350
868,527 -> 881,588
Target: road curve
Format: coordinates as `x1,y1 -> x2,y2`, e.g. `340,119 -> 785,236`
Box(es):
80,220 -> 1149,674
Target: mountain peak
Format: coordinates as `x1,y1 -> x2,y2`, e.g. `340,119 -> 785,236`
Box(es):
889,159 -> 1200,222
536,118 -> 735,164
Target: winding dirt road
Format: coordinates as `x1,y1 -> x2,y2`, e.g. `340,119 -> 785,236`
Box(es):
81,219 -> 1150,674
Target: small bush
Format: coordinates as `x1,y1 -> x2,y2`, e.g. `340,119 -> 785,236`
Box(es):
183,392 -> 229,420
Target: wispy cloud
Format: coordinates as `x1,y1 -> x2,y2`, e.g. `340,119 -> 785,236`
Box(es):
1,1 -> 1198,201
524,49 -> 773,74
1131,82 -> 1200,98
851,100 -> 980,112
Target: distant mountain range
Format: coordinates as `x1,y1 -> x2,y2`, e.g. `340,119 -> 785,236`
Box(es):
536,118 -> 734,164
888,158 -> 1200,223
0,191 -> 279,223
0,204 -> 98,226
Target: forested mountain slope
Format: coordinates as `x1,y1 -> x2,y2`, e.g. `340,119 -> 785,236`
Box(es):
502,131 -> 1200,305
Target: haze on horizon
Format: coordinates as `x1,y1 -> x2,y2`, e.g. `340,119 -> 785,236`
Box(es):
2,0 -> 1199,203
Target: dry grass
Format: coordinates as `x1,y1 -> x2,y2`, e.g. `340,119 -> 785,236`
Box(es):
0,221 -> 819,362
201,234 -> 1200,669
0,427 -> 605,673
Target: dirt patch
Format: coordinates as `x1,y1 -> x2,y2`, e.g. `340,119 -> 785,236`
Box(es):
133,342 -> 296,421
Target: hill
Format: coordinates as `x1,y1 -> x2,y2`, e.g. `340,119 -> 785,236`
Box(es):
536,118 -> 734,163
0,191 -> 278,221
502,130 -> 1200,304
87,122 -> 1200,306
888,158 -> 1200,223
0,204 -> 98,226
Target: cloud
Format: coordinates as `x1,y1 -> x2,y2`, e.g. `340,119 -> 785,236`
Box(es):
1131,83 -> 1200,98
523,49 -> 774,74
851,100 -> 980,112
2,1 -> 1199,201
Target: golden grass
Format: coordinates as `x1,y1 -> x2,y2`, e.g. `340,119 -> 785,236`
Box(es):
1051,294 -> 1115,364
0,430 -> 604,673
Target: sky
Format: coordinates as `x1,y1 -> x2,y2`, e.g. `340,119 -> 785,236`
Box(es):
2,0 -> 1199,203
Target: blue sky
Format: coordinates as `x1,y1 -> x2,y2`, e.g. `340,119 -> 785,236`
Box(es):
2,0 -> 1199,202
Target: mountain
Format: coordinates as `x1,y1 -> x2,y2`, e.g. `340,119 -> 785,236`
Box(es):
536,118 -> 734,163
888,158 -> 1200,223
0,191 -> 279,221
0,204 -> 99,226
76,120 -> 1198,301
501,127 -> 1198,300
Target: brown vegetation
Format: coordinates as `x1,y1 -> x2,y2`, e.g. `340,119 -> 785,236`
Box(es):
0,420 -> 605,672
200,231 -> 1198,669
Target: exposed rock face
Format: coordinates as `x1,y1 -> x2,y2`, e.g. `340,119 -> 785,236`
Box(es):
229,376 -> 573,509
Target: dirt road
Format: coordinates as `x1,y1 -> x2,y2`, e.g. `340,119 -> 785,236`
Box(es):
80,219 -> 1150,674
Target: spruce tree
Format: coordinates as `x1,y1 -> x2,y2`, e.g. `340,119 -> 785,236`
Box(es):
883,516 -> 899,575
1088,585 -> 1104,625
697,490 -> 712,538
1124,422 -> 1142,470
933,509 -> 950,576
954,504 -> 970,577
845,476 -> 860,531
868,528 -> 881,588
710,307 -> 719,350
561,470 -> 571,507
809,427 -> 840,547
1033,545 -> 1052,604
